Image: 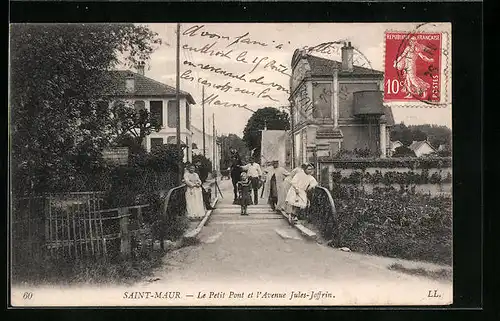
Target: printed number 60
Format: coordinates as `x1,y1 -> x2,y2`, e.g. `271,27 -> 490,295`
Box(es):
23,292 -> 33,300
386,79 -> 400,94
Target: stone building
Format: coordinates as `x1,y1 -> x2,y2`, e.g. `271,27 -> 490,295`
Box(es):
289,42 -> 395,166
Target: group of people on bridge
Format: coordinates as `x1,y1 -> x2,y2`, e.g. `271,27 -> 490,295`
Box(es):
228,148 -> 318,223
181,148 -> 319,223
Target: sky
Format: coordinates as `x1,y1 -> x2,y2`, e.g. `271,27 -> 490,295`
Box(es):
125,23 -> 452,137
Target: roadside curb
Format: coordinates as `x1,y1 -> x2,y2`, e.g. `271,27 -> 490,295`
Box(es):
182,196 -> 219,243
278,209 -> 317,241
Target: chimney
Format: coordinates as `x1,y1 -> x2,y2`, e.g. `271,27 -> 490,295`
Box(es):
125,73 -> 135,93
341,41 -> 354,72
136,62 -> 145,76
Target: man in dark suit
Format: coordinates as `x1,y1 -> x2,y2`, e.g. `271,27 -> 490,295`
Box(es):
229,148 -> 243,204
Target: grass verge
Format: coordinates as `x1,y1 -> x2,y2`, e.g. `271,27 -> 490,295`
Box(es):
388,263 -> 452,281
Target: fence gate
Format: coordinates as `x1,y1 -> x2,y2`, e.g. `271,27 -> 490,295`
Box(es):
12,192 -> 108,265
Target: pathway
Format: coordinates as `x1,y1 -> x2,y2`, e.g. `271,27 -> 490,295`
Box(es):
144,179 -> 453,305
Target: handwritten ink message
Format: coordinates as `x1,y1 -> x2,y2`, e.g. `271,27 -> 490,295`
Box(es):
181,24 -> 292,111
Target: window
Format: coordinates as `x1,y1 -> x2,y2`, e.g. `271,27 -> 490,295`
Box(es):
186,103 -> 190,130
134,100 -> 146,111
167,101 -> 177,128
125,76 -> 135,93
167,136 -> 177,144
150,138 -> 163,151
312,83 -> 333,119
150,101 -> 163,127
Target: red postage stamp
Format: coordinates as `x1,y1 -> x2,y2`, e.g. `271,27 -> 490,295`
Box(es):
384,32 -> 442,103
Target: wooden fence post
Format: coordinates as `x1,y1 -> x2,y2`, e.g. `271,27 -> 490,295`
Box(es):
137,207 -> 147,254
119,208 -> 131,259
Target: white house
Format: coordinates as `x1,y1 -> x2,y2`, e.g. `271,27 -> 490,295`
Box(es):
390,140 -> 403,152
408,140 -> 436,157
103,65 -> 196,162
191,125 -> 213,157
190,124 -> 221,172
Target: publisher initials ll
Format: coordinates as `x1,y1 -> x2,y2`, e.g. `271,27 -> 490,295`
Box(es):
427,290 -> 441,298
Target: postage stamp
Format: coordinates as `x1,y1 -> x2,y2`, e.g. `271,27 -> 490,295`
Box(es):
384,32 -> 442,103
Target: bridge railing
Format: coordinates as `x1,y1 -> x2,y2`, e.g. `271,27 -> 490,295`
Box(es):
304,186 -> 339,246
159,184 -> 187,249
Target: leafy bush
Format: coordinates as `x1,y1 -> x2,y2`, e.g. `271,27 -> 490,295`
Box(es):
325,157 -> 451,170
341,171 -> 364,184
442,172 -> 452,184
392,146 -> 416,158
332,169 -> 452,187
334,148 -> 377,159
331,188 -> 452,264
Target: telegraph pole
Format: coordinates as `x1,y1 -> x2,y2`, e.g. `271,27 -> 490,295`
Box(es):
212,113 -> 216,172
175,23 -> 182,184
202,86 -> 206,157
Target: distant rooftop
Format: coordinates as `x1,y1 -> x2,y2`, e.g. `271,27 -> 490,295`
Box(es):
103,70 -> 196,104
306,54 -> 384,77
409,140 -> 436,152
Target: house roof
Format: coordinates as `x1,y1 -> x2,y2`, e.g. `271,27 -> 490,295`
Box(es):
383,105 -> 395,126
306,55 -> 384,77
103,70 -> 196,104
391,140 -> 403,146
408,140 -> 436,152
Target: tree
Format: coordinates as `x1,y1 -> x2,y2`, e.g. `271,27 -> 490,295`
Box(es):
390,122 -> 451,149
390,122 -> 414,146
408,124 -> 451,149
10,24 -> 161,194
412,129 -> 428,142
218,134 -> 249,170
111,101 -> 162,154
242,107 -> 290,161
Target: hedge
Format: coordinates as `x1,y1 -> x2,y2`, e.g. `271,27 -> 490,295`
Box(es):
333,170 -> 452,185
319,157 -> 452,170
331,185 -> 452,265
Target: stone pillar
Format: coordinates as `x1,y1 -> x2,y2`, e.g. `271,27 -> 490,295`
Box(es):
330,141 -> 341,156
379,122 -> 387,158
332,69 -> 339,128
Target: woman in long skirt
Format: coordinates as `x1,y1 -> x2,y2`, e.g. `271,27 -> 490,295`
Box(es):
184,164 -> 206,219
285,163 -> 318,224
262,161 -> 290,211
281,164 -> 306,211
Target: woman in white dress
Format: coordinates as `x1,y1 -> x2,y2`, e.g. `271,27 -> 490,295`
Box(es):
285,163 -> 318,224
281,164 -> 306,210
184,164 -> 206,219
273,161 -> 291,212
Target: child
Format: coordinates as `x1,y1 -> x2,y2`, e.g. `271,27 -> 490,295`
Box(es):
237,172 -> 253,215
